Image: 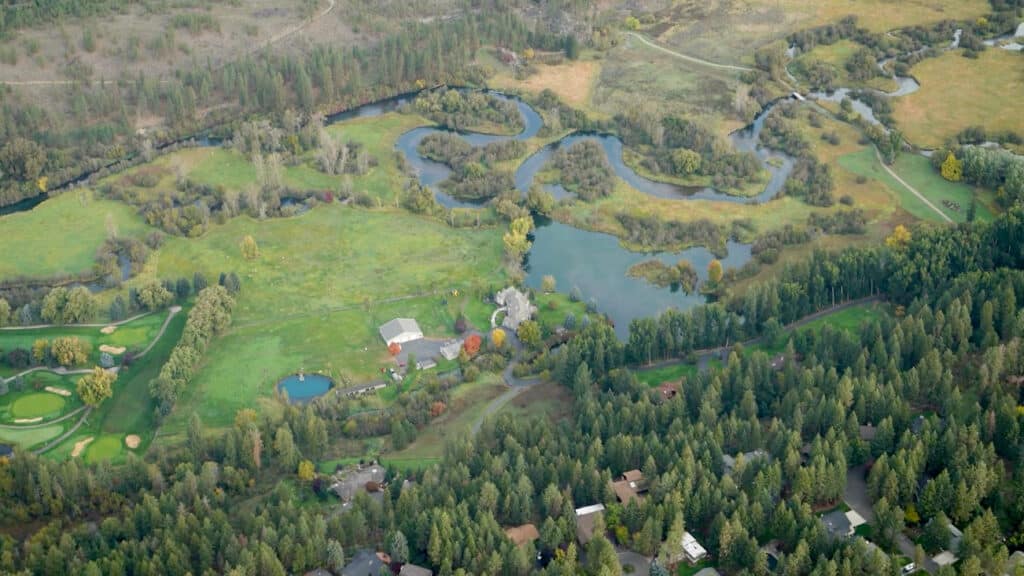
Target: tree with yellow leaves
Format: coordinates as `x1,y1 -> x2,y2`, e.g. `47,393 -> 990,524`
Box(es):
707,259 -> 724,285
940,152 -> 962,182
297,460 -> 315,481
240,235 -> 259,260
491,328 -> 506,348
886,224 -> 912,249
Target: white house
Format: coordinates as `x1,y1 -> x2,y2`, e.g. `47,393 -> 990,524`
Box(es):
379,318 -> 423,346
681,531 -> 708,564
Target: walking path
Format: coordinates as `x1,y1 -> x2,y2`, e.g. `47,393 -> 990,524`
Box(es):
31,407 -> 93,456
0,405 -> 88,430
625,32 -> 754,73
874,148 -> 953,223
0,310 -> 154,331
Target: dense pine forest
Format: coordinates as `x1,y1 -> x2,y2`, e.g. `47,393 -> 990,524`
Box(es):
2,209 -> 1023,575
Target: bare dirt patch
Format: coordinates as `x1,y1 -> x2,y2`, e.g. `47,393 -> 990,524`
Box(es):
45,386 -> 72,397
124,434 -> 141,449
71,437 -> 94,458
100,326 -> 117,335
512,60 -> 600,107
99,344 -> 127,355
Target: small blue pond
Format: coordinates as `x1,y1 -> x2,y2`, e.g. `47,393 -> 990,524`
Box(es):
277,374 -> 333,404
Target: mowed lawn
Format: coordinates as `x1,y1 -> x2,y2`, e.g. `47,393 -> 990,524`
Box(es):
838,148 -> 991,223
893,49 -> 1024,149
0,311 -> 168,377
149,206 -> 505,437
0,190 -> 151,279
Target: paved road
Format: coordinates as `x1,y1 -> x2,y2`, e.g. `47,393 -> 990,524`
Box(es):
874,148 -> 953,224
845,465 -> 937,573
625,32 -> 754,73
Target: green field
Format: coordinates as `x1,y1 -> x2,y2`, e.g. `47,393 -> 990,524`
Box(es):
9,393 -> 66,420
0,191 -> 151,279
147,206 -> 505,438
40,307 -> 187,462
0,311 -> 168,377
636,363 -> 699,387
837,148 -> 989,224
84,435 -> 124,463
0,423 -> 64,449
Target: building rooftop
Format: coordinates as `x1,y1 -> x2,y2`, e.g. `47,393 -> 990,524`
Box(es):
932,551 -> 958,566
575,504 -> 605,545
610,470 -> 648,504
379,318 -> 423,345
342,550 -> 387,576
682,531 -> 707,561
821,510 -> 852,536
504,524 -> 540,546
399,564 -> 433,576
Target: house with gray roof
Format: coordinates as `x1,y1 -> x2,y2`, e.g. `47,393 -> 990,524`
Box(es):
342,550 -> 387,576
379,318 -> 423,346
495,287 -> 536,331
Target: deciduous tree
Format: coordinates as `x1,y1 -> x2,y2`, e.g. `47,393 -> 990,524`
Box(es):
76,367 -> 116,407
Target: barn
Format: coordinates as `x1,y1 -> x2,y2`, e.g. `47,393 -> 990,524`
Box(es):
378,318 -> 424,346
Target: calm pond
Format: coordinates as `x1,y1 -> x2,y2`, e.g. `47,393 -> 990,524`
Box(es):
524,220 -> 752,339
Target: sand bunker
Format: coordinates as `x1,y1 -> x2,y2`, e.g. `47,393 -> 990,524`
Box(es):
71,437 -> 94,458
14,417 -> 42,424
124,435 -> 141,449
100,326 -> 117,335
99,344 -> 126,355
45,386 -> 72,397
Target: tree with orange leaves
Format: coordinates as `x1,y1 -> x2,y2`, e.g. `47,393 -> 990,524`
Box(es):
463,334 -> 482,356
388,342 -> 401,356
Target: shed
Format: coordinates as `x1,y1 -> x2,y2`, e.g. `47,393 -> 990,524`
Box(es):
379,318 -> 424,346
439,339 -> 464,361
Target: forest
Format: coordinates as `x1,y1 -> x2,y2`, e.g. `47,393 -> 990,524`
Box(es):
2,202 -> 1023,575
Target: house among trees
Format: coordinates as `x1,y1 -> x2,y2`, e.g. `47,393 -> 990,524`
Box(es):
656,382 -> 679,402
722,449 -> 770,475
398,564 -> 433,576
341,550 -> 389,576
820,509 -> 866,537
495,287 -> 536,331
379,318 -> 423,346
609,469 -> 648,504
439,339 -> 464,361
574,504 -> 605,545
329,463 -> 385,502
931,523 -> 964,567
674,531 -> 708,565
504,523 -> 540,547
0,444 -> 12,461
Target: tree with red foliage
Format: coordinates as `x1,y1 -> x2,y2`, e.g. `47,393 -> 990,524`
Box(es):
322,191 -> 334,203
463,334 -> 481,356
388,342 -> 401,356
430,401 -> 446,417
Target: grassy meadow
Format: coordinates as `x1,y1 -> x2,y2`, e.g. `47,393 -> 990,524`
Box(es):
0,190 -> 151,279
146,206 -> 506,438
893,49 -> 1024,149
